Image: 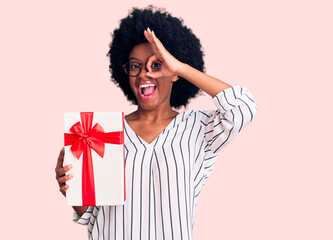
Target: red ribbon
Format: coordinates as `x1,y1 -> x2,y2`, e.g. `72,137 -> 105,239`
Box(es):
64,112 -> 124,206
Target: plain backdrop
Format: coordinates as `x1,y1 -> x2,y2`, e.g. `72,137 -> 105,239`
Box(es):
1,0 -> 332,239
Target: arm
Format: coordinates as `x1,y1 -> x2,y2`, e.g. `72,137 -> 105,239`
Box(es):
73,206 -> 88,217
143,27 -> 231,96
192,85 -> 258,206
201,85 -> 258,156
144,27 -> 258,152
177,62 -> 231,97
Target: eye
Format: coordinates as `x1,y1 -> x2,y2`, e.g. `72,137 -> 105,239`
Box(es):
129,61 -> 141,70
151,62 -> 162,71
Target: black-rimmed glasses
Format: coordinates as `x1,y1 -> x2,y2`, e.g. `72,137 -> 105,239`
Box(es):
122,60 -> 162,77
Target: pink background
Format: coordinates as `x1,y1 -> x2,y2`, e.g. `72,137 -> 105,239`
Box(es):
1,0 -> 332,239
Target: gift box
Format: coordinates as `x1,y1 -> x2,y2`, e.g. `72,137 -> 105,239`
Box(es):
63,112 -> 126,206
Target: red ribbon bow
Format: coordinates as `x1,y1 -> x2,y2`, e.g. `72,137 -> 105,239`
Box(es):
64,112 -> 124,206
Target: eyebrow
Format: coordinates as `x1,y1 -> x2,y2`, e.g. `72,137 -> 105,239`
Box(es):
128,54 -> 156,63
129,57 -> 140,61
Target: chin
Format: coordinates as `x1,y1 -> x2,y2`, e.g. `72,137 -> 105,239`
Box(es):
138,100 -> 159,111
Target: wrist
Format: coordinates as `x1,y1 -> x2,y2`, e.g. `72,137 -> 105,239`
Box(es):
175,62 -> 189,78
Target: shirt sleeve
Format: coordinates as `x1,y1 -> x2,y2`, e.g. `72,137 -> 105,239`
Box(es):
200,85 -> 258,175
73,206 -> 95,225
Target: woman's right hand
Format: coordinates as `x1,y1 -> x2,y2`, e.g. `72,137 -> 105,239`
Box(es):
55,147 -> 73,196
144,28 -> 183,79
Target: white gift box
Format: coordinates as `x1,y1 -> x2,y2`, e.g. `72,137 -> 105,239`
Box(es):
63,112 -> 125,206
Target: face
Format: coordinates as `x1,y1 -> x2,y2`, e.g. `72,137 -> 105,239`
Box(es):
128,42 -> 178,111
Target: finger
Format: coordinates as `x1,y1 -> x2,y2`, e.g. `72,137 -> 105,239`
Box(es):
60,184 -> 69,196
145,28 -> 165,51
147,27 -> 155,41
144,29 -> 153,43
144,29 -> 159,54
56,147 -> 65,169
56,164 -> 73,178
151,30 -> 165,50
144,29 -> 155,47
55,147 -> 65,176
57,173 -> 73,185
146,71 -> 163,79
146,28 -> 164,52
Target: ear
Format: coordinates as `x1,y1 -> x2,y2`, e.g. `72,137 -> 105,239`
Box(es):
171,75 -> 179,82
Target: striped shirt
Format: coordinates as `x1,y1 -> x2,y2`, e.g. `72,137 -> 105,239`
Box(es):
73,85 -> 258,240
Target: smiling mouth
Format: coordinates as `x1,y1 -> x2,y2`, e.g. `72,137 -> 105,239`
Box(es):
138,83 -> 157,100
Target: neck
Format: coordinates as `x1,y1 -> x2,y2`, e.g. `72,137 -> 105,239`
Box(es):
139,106 -> 177,120
129,103 -> 178,122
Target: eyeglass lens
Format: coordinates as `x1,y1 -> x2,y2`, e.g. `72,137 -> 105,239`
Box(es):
124,60 -> 162,76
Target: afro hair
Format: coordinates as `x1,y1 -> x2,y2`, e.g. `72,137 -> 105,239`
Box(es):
108,5 -> 205,108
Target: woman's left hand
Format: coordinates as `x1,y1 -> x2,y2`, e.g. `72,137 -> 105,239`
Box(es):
144,27 -> 183,79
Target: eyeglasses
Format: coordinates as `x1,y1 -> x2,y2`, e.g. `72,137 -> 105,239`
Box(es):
122,60 -> 162,77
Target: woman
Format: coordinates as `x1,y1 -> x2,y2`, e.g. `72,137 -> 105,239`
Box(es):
56,6 -> 258,240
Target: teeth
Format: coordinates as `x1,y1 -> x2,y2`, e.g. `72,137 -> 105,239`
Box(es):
140,84 -> 156,88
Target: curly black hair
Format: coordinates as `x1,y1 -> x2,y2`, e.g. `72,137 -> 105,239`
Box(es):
108,5 -> 205,108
